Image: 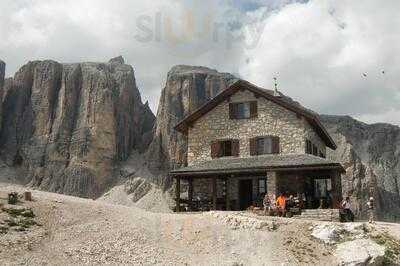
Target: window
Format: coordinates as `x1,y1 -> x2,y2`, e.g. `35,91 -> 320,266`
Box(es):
220,140 -> 232,157
256,137 -> 272,154
237,102 -> 251,119
306,139 -> 312,154
258,178 -> 267,194
229,101 -> 257,119
312,144 -> 318,156
306,139 -> 326,158
250,136 -> 280,155
211,139 -> 240,158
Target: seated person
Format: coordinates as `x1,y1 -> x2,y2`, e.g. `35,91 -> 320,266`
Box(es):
276,193 -> 286,217
340,197 -> 354,222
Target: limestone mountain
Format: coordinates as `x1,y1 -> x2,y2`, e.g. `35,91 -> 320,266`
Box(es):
0,57 -> 155,198
321,115 -> 400,221
145,65 -> 237,187
0,60 -> 5,133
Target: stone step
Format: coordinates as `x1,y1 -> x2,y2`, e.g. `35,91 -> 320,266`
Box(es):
293,209 -> 341,222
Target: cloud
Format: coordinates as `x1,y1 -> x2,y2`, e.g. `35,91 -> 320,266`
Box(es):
0,0 -> 248,112
240,0 -> 400,125
0,0 -> 399,126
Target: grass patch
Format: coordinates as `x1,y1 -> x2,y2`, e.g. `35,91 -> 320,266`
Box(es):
1,206 -> 39,233
2,207 -> 35,218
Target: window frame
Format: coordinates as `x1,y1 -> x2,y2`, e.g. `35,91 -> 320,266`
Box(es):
305,139 -> 312,154
220,140 -> 232,157
258,178 -> 267,195
229,101 -> 258,120
251,136 -> 280,156
236,102 -> 251,119
312,144 -> 318,156
211,139 -> 240,158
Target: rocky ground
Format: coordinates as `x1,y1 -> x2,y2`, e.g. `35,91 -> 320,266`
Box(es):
1,183 -> 399,266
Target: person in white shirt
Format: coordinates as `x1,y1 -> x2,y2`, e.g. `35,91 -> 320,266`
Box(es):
341,197 -> 354,222
367,197 -> 375,223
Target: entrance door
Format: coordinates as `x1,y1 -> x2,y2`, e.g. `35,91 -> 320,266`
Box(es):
239,179 -> 253,210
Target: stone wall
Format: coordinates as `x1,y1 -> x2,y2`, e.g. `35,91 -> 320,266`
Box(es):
187,89 -> 326,165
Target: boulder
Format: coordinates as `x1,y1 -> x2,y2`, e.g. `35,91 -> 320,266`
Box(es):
311,223 -> 343,244
124,177 -> 152,202
335,239 -> 385,266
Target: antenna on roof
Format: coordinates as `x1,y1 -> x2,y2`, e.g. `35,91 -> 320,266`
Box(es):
273,76 -> 280,96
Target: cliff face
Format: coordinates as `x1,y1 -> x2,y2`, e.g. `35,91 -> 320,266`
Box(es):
0,60 -> 5,133
0,58 -> 155,198
321,115 -> 400,221
145,65 -> 237,186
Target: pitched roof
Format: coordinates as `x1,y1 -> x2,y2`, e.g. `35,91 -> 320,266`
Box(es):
170,154 -> 345,176
174,79 -> 337,150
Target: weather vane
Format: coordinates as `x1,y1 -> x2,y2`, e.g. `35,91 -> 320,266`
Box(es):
273,76 -> 279,96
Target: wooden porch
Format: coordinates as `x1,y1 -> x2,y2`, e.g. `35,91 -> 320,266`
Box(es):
171,168 -> 343,213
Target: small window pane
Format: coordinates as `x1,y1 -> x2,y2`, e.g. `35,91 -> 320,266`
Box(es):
237,103 -> 251,119
306,140 -> 312,154
259,179 -> 266,194
312,145 -> 318,156
220,140 -> 232,157
256,137 -> 273,155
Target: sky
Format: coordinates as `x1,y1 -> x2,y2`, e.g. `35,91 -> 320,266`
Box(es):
0,0 -> 399,125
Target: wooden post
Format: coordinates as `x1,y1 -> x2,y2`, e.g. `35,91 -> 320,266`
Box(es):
212,177 -> 217,210
188,178 -> 193,211
24,191 -> 32,201
176,177 -> 181,212
226,177 -> 230,211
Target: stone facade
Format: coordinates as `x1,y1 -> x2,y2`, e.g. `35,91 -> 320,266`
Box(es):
187,89 -> 326,165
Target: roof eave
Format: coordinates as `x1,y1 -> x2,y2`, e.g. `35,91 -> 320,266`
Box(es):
170,163 -> 345,177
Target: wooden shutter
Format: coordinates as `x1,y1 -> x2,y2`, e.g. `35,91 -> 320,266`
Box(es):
232,139 -> 240,157
249,138 -> 257,156
272,136 -> 280,154
229,103 -> 237,119
211,141 -> 220,158
250,101 -> 258,118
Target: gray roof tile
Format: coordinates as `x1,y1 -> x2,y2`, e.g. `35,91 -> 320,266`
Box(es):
171,154 -> 343,174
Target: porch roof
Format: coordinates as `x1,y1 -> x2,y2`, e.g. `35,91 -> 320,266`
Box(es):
170,154 -> 345,177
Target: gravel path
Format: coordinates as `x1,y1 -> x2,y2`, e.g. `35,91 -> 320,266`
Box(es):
1,183 -> 397,265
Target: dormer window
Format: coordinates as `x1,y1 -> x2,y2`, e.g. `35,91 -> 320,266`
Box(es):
229,101 -> 258,119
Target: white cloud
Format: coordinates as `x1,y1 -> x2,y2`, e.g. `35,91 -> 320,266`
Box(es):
241,0 -> 400,125
0,0 -> 399,126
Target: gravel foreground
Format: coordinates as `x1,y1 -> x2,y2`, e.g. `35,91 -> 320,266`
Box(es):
1,183 -> 399,266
